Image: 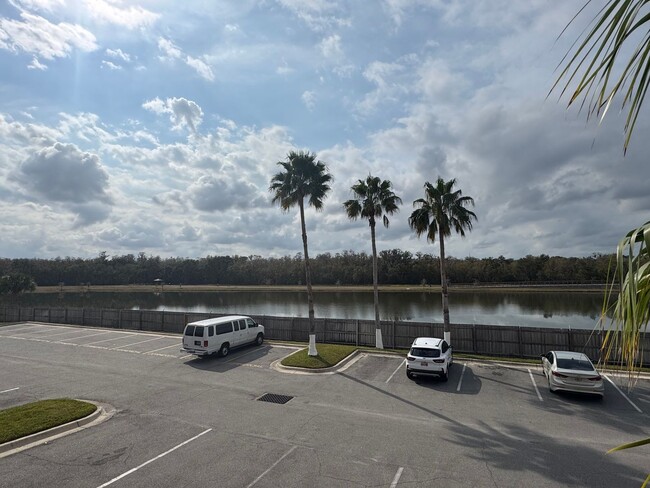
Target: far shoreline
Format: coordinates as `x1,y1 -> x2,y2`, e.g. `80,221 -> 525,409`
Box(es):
34,283 -> 610,294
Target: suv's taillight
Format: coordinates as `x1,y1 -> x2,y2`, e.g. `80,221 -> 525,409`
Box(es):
407,356 -> 415,361
433,359 -> 445,363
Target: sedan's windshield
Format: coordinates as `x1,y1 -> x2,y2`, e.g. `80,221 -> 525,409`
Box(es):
557,358 -> 594,371
410,347 -> 440,358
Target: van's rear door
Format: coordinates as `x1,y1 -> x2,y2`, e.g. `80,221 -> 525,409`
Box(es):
182,325 -> 206,353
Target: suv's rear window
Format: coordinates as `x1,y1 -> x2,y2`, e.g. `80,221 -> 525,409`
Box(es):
410,347 -> 440,358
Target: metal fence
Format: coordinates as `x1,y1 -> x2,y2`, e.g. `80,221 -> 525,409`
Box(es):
3,305 -> 641,362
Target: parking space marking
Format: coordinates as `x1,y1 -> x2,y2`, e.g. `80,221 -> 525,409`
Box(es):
390,467 -> 404,488
604,375 -> 643,413
95,428 -> 212,488
456,363 -> 467,392
0,387 -> 19,394
113,336 -> 163,350
145,343 -> 181,354
36,328 -> 90,339
57,331 -> 113,343
528,369 -> 543,401
84,334 -> 134,345
385,359 -> 405,383
245,445 -> 298,488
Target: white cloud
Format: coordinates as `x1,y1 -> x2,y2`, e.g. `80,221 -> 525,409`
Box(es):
101,60 -> 122,70
157,37 -> 215,81
27,56 -> 47,70
142,97 -> 204,133
83,0 -> 160,30
301,90 -> 316,110
0,11 -> 98,60
106,48 -> 131,62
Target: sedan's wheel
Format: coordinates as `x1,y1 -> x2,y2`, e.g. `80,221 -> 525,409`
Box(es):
255,333 -> 264,346
406,370 -> 415,380
219,343 -> 230,357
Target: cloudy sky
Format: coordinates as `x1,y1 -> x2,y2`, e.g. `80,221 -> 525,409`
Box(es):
1,0 -> 648,261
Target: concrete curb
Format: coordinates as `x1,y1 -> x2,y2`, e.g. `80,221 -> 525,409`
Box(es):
271,348 -> 366,375
0,400 -> 116,458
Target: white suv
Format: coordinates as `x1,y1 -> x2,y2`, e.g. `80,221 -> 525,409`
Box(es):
406,337 -> 453,381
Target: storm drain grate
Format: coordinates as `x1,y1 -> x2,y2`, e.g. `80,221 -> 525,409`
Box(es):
257,393 -> 293,404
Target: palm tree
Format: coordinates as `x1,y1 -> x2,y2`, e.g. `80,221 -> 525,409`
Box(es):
344,175 -> 402,349
408,178 -> 476,344
269,150 -> 332,356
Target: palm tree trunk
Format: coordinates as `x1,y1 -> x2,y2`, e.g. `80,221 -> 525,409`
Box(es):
370,220 -> 383,349
439,234 -> 451,344
299,199 -> 317,356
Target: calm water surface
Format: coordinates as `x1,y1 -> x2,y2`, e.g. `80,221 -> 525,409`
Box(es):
1,289 -> 607,329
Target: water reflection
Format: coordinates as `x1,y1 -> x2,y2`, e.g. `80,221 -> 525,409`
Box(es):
0,289 -> 608,329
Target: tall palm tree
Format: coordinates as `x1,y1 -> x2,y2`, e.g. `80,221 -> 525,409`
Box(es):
343,175 -> 402,349
408,177 -> 476,344
269,150 -> 332,356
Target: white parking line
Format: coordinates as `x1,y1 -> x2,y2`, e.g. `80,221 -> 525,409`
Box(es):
96,428 -> 212,488
528,369 -> 543,401
36,328 -> 85,339
112,336 -> 163,350
57,331 -> 113,343
246,445 -> 298,488
0,387 -> 19,394
456,363 -> 467,392
145,343 -> 181,354
390,467 -> 404,488
604,375 -> 643,413
84,334 -> 133,345
386,359 -> 406,383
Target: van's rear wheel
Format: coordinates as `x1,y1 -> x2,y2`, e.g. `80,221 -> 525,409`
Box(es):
219,343 -> 230,357
255,333 -> 264,346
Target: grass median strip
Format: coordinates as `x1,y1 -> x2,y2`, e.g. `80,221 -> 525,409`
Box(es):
281,344 -> 358,369
0,399 -> 97,444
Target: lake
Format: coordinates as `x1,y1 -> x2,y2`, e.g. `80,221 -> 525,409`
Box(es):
0,289 -> 609,330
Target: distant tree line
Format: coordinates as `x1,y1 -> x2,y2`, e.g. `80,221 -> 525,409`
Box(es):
0,251 -> 613,288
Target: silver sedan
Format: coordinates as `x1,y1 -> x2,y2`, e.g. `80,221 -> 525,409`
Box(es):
541,351 -> 605,397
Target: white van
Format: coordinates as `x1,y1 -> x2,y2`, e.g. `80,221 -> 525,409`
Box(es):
181,315 -> 265,358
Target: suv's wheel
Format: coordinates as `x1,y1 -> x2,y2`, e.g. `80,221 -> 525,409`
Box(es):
441,368 -> 449,382
255,333 -> 264,346
219,343 -> 230,357
406,370 -> 415,380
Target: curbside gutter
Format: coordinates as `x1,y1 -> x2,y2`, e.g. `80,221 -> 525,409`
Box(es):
0,400 -> 116,458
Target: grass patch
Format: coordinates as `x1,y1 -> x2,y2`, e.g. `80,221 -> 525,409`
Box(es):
0,398 -> 96,444
281,343 -> 359,369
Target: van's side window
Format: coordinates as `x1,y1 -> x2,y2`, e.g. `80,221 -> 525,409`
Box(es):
238,319 -> 246,329
208,326 -> 214,337
216,323 -> 233,335
246,319 -> 257,328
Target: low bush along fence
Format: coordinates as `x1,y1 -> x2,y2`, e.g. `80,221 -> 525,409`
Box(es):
1,305 -> 647,363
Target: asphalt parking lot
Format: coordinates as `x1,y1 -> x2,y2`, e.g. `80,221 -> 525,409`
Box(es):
1,322 -> 649,487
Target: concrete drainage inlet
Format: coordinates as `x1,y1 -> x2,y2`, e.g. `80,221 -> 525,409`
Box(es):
257,393 -> 293,404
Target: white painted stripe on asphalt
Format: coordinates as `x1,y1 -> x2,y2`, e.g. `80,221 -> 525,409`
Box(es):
112,336 -> 163,349
390,467 -> 404,487
604,375 -> 643,413
456,363 -> 467,392
528,369 -> 543,401
246,445 -> 298,488
179,354 -> 193,360
145,343 -> 180,354
386,359 -> 406,383
84,334 -> 133,345
57,331 -> 113,343
95,428 -> 212,488
223,347 -> 264,363
0,387 -> 19,394
36,328 -> 85,339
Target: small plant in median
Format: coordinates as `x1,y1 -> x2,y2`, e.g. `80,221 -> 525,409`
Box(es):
281,344 -> 358,369
0,398 -> 96,444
